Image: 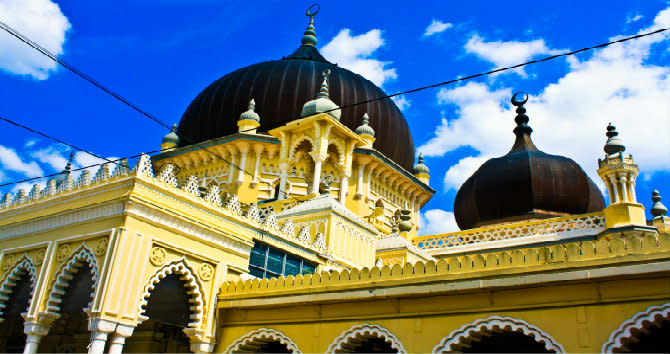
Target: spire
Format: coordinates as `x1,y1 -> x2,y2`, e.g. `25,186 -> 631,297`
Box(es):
509,91 -> 538,153
413,153 -> 429,175
301,4 -> 319,47
355,113 -> 375,137
64,151 -> 74,172
651,190 -> 668,218
604,122 -> 626,155
317,69 -> 330,99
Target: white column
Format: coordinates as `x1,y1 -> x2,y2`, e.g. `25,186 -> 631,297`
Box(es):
88,318 -> 117,354
355,163 -> 365,198
339,175 -> 349,203
609,176 -> 620,203
278,163 -> 289,199
618,175 -> 629,202
23,321 -> 50,354
628,174 -> 637,202
107,324 -> 134,354
236,144 -> 249,185
311,156 -> 324,194
251,145 -> 263,187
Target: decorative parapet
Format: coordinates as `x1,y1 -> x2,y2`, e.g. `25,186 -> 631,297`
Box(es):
219,229 -> 668,299
413,212 -> 605,254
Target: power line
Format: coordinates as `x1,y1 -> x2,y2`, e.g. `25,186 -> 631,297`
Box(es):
0,115 -> 117,165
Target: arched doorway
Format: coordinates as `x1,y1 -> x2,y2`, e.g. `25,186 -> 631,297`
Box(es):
0,268 -> 33,352
224,328 -> 300,353
460,331 -> 555,353
126,273 -> 192,352
602,303 -> 670,353
327,324 -> 406,354
432,316 -> 564,353
40,263 -> 95,353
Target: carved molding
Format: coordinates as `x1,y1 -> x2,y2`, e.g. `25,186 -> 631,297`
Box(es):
45,244 -> 99,314
0,256 -> 37,317
432,316 -> 564,353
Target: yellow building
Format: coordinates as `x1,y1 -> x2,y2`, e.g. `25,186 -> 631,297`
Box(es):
0,10 -> 668,354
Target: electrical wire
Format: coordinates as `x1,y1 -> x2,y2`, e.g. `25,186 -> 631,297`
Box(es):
0,115 -> 117,165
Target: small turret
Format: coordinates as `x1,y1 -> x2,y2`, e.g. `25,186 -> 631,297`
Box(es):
162,124 -> 180,151
355,113 -> 375,148
413,153 -> 430,184
237,99 -> 261,134
597,123 -> 646,228
650,190 -> 670,232
301,69 -> 341,120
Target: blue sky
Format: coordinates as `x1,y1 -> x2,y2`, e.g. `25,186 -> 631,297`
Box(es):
0,0 -> 668,234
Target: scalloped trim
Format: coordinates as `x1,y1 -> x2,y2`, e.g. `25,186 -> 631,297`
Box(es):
0,256 -> 37,316
432,316 -> 564,353
224,327 -> 301,353
138,259 -> 205,328
45,244 -> 99,314
601,302 -> 670,353
326,323 -> 407,354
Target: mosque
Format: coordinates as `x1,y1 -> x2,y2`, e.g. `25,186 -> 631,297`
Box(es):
0,8 -> 668,354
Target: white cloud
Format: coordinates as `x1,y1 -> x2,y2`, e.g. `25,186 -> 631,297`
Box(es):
321,29 -> 397,87
627,14 -> 644,24
420,7 -> 670,193
464,34 -> 562,77
418,209 -> 459,235
30,146 -> 69,171
24,139 -> 38,148
423,19 -> 452,37
391,95 -> 411,111
0,145 -> 43,177
0,0 -> 71,80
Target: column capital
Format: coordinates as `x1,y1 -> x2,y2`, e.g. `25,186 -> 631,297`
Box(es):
88,317 -> 117,333
183,328 -> 215,354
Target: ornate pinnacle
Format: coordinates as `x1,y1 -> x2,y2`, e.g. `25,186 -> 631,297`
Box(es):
64,151 -> 75,172
604,122 -> 626,155
301,4 -> 320,47
317,69 -> 331,99
651,190 -> 668,218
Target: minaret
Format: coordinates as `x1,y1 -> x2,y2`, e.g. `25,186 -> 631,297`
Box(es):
162,124 -> 180,151
237,99 -> 261,134
413,153 -> 430,185
597,123 -> 646,227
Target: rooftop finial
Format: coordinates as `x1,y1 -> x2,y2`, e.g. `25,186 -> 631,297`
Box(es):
65,151 -> 75,172
604,122 -> 626,155
317,69 -> 331,98
302,4 -> 320,47
651,189 -> 668,218
509,91 -> 538,152
355,113 -> 375,137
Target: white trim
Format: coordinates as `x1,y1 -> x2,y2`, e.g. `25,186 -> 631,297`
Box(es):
223,327 -> 301,353
326,323 -> 406,354
45,244 -> 99,314
432,316 -> 564,353
601,302 -> 670,353
137,259 -> 205,328
0,256 -> 37,316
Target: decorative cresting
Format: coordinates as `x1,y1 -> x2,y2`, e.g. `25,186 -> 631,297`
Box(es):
601,302 -> 670,353
432,316 -> 564,353
224,328 -> 302,353
138,259 -> 205,328
45,244 -> 99,313
0,256 -> 37,316
326,323 -> 407,354
413,212 -> 605,250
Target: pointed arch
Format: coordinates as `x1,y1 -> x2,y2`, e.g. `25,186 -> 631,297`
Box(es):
138,259 -> 205,328
45,244 -> 99,314
326,323 -> 406,354
0,256 -> 37,317
432,316 -> 564,353
289,137 -> 315,161
602,302 -> 670,353
224,328 -> 301,353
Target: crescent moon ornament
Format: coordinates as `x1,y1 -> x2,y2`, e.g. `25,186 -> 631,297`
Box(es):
511,92 -> 528,106
306,4 -> 320,17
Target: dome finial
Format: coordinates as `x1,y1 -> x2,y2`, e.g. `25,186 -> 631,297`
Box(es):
604,122 -> 626,155
239,98 -> 260,123
651,190 -> 668,218
509,91 -> 538,152
64,151 -> 75,172
301,4 -> 320,47
162,123 -> 180,149
355,112 -> 375,137
317,69 -> 331,98
413,153 -> 430,176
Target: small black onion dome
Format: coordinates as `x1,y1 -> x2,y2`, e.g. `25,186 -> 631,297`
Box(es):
413,153 -> 429,175
604,122 -> 626,155
176,11 -> 414,170
163,124 -> 180,145
651,190 -> 668,218
454,92 -> 605,230
355,113 -> 375,137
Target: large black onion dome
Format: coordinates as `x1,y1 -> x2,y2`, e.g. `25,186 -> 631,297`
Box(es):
454,93 -> 605,230
177,25 -> 414,170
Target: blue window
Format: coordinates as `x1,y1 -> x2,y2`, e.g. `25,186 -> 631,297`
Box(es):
248,241 -> 317,279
